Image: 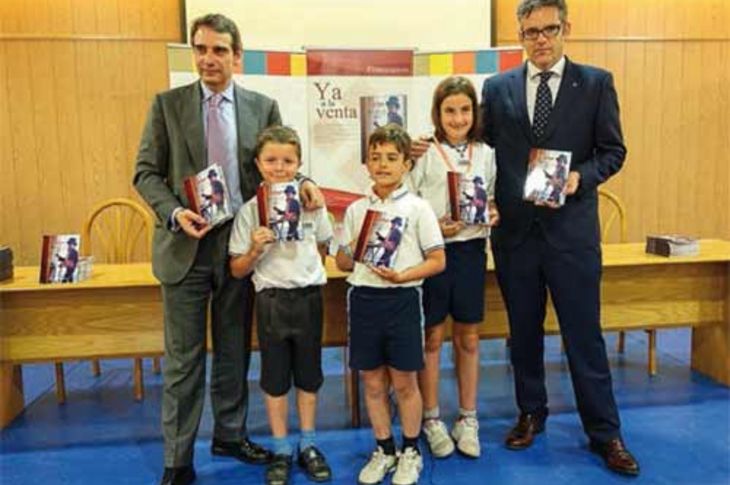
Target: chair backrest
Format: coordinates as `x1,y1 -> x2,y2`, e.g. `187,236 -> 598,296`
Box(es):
81,198 -> 154,263
598,187 -> 627,243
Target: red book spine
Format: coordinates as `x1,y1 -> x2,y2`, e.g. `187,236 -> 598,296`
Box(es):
256,184 -> 269,227
447,171 -> 461,222
183,176 -> 200,214
353,209 -> 380,262
38,235 -> 53,283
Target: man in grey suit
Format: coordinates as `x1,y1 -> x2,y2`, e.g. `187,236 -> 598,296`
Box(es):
134,14 -> 320,485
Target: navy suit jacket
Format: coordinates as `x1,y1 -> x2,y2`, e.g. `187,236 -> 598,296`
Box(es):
481,58 -> 626,251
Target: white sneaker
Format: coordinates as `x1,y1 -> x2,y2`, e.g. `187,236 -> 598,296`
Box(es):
422,419 -> 455,458
392,447 -> 423,485
451,416 -> 481,458
358,446 -> 397,484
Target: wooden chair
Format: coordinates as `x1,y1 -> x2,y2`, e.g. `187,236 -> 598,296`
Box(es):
53,198 -> 159,403
597,188 -> 657,376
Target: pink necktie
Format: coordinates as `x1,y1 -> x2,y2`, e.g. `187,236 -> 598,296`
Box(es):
207,94 -> 227,166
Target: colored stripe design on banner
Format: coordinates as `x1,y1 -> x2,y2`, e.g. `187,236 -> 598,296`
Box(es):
414,49 -> 523,76
167,47 -> 523,76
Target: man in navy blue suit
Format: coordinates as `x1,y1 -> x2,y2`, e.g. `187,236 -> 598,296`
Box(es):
481,0 -> 639,476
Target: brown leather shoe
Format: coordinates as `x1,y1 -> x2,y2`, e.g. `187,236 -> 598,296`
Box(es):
504,413 -> 545,450
590,438 -> 640,476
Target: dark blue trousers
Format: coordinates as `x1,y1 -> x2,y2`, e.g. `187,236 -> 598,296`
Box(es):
493,225 -> 621,444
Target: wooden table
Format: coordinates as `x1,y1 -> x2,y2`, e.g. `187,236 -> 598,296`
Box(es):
2,240 -> 729,429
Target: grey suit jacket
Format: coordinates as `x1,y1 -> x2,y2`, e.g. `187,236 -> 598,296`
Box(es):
134,81 -> 281,284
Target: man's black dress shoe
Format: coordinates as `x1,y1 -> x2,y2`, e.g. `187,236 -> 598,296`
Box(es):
159,465 -> 196,485
211,437 -> 273,464
266,454 -> 293,485
504,413 -> 546,450
297,446 -> 332,482
590,438 -> 640,476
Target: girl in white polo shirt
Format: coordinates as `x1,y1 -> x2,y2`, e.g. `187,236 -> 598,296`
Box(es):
409,76 -> 500,460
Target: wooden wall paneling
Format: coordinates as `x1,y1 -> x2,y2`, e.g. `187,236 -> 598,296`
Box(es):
52,42 -> 85,240
99,42 -> 130,200
622,42 -> 647,240
71,0 -> 100,36
74,41 -> 105,226
641,42 -> 664,236
715,41 -> 729,240
120,42 -> 147,192
602,0 -> 629,39
625,0 -> 646,37
30,41 -> 67,239
659,43 -> 683,236
143,0 -> 181,40
698,42 -> 722,238
644,0 -> 667,38
50,0 -> 75,35
95,0 -> 122,35
7,42 -> 43,264
119,0 -> 144,39
680,43 -> 702,235
495,0 -> 518,44
0,44 -> 21,253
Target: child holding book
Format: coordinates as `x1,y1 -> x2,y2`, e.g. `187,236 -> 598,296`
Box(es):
229,126 -> 333,485
408,76 -> 500,459
336,124 -> 446,485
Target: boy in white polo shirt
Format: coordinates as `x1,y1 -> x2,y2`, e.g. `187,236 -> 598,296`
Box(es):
336,124 -> 446,485
229,126 -> 333,485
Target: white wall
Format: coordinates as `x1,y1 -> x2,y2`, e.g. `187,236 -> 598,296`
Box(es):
185,0 -> 492,51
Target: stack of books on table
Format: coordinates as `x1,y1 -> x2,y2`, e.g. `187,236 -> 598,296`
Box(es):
645,234 -> 699,257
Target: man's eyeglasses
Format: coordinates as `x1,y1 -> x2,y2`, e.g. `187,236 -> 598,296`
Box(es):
520,24 -> 562,41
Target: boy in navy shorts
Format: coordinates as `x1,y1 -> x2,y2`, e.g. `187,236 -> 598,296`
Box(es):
336,124 -> 446,485
230,126 -> 333,485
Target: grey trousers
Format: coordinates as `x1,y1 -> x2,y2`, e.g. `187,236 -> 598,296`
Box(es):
161,224 -> 254,467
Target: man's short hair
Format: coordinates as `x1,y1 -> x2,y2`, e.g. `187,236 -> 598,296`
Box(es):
189,13 -> 242,54
368,124 -> 412,161
255,125 -> 302,161
516,0 -> 568,23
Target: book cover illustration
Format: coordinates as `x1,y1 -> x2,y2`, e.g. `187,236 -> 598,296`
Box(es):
39,234 -> 81,284
0,246 -> 13,282
523,149 -> 572,206
353,209 -> 407,269
359,94 -> 407,163
645,234 -> 699,257
183,163 -> 233,227
447,171 -> 489,225
257,182 -> 303,242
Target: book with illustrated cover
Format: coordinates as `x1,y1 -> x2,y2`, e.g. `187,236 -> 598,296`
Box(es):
0,246 -> 14,281
39,234 -> 81,283
447,171 -> 489,225
183,163 -> 233,227
645,234 -> 699,257
353,209 -> 407,269
359,94 -> 407,163
256,182 -> 303,242
523,149 -> 572,206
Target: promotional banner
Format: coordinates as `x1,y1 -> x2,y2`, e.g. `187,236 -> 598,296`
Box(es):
306,50 -> 414,195
167,45 -> 524,215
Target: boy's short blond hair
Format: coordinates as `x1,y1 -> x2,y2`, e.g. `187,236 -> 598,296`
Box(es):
255,125 -> 302,161
367,123 -> 412,161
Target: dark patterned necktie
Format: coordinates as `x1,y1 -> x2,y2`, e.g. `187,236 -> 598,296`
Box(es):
532,71 -> 553,138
